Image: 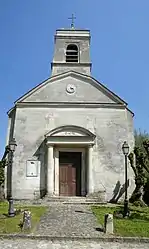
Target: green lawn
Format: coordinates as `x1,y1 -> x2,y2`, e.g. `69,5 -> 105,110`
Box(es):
92,205 -> 149,237
0,201 -> 47,234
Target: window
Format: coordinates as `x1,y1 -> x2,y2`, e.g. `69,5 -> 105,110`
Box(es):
66,44 -> 78,62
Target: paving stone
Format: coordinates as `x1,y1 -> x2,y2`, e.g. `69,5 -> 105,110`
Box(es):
0,239 -> 148,249
35,204 -> 103,237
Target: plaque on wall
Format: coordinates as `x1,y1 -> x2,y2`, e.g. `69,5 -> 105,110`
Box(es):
26,160 -> 39,177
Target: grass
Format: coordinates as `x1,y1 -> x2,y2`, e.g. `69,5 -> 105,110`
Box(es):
0,201 -> 47,234
92,205 -> 149,237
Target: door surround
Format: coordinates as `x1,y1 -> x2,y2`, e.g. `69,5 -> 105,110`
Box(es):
45,125 -> 95,196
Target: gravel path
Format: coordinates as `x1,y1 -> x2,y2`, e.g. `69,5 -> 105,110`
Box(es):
0,239 -> 148,249
35,204 -> 103,237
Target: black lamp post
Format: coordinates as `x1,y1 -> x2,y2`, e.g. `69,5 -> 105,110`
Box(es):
122,141 -> 129,218
7,138 -> 17,217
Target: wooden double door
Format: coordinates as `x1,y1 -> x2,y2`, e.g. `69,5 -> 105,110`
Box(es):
59,152 -> 81,196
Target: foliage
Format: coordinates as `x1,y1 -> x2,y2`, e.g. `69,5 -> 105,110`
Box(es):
0,160 -> 6,186
133,200 -> 146,207
0,202 -> 47,234
128,129 -> 149,205
134,129 -> 149,149
92,205 -> 149,237
143,179 -> 149,205
0,160 -> 6,200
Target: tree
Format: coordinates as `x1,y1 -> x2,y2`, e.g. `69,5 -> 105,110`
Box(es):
0,160 -> 6,200
128,129 -> 149,205
134,129 -> 149,150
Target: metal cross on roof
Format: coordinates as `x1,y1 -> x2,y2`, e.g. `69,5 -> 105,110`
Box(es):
68,14 -> 76,29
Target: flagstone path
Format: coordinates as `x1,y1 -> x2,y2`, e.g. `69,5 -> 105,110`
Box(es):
35,204 -> 103,237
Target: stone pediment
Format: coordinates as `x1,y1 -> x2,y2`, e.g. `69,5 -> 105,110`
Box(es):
52,131 -> 85,137
15,71 -> 127,105
45,125 -> 95,138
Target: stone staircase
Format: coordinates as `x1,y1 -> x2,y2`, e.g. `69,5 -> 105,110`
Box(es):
41,195 -> 106,205
14,192 -> 107,206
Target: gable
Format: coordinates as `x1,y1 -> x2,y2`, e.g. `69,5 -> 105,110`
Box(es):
15,71 -> 126,105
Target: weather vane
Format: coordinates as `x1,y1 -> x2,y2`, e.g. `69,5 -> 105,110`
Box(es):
68,14 -> 76,29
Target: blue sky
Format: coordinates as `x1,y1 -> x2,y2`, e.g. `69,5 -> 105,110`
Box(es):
0,1 -> 149,156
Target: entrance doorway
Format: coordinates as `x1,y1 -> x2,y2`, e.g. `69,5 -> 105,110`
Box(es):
59,152 -> 81,196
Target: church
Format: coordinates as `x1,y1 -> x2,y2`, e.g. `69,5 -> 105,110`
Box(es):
5,23 -> 135,202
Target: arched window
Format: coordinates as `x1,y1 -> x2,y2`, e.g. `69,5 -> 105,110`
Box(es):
66,44 -> 78,62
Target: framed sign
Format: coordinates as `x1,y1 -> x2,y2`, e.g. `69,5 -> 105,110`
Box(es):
26,160 -> 39,177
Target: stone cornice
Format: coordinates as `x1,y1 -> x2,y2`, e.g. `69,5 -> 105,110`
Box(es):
15,102 -> 126,109
51,62 -> 92,67
46,137 -> 95,145
8,102 -> 134,116
55,35 -> 90,40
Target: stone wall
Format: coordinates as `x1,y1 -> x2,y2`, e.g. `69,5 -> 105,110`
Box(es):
9,105 -> 134,200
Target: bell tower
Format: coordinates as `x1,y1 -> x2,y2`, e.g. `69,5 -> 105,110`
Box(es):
51,16 -> 92,76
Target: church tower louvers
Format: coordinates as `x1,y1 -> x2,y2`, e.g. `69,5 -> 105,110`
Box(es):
51,28 -> 92,76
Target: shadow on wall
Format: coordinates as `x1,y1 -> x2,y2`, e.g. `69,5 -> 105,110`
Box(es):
109,180 -> 129,203
34,140 -> 47,199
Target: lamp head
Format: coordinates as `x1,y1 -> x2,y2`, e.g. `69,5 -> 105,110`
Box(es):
122,141 -> 129,155
9,138 -> 17,152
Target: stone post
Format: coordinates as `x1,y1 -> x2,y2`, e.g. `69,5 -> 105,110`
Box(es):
23,210 -> 31,230
104,213 -> 114,234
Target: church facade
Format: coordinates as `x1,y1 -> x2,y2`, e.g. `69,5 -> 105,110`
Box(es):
5,27 -> 134,201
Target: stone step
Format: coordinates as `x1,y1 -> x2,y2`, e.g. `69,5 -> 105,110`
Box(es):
42,196 -> 107,205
